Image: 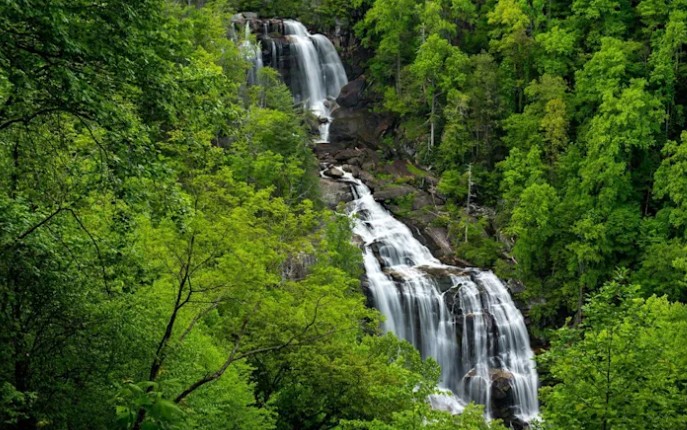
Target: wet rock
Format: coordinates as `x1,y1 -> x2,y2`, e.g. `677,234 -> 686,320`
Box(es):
358,170 -> 379,192
424,227 -> 453,260
369,240 -> 416,269
360,275 -> 375,308
490,369 -> 515,400
341,164 -> 360,177
382,268 -> 407,284
231,12 -> 258,22
313,140 -> 373,168
319,177 -> 352,209
323,166 -> 345,179
336,75 -> 367,108
506,278 -> 526,295
453,368 -> 526,429
333,148 -> 365,165
416,265 -> 468,278
352,208 -> 371,222
391,211 -> 473,267
330,107 -> 394,147
422,273 -> 459,293
351,233 -> 365,248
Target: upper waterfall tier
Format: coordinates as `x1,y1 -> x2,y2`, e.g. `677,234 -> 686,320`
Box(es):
340,170 -> 539,427
232,15 -> 348,142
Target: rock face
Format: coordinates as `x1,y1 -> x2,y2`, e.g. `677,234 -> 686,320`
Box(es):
336,75 -> 367,108
373,184 -> 416,202
319,177 -> 353,209
330,106 -> 394,148
329,76 -> 393,147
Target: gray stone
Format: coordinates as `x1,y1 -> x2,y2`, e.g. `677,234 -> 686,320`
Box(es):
415,265 -> 468,278
319,177 -> 352,209
507,278 -> 526,295
411,190 -> 436,211
424,227 -> 454,261
341,164 -> 361,177
330,107 -> 393,147
373,185 -> 415,202
231,12 -> 258,22
336,75 -> 366,108
323,166 -> 345,179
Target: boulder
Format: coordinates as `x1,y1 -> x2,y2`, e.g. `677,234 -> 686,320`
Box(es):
330,107 -> 394,147
414,265 -> 467,293
359,275 -> 375,309
319,177 -> 352,209
411,190 -> 436,211
373,184 -> 416,202
490,369 -> 515,401
415,265 -> 468,279
358,170 -> 379,192
351,233 -> 365,248
382,268 -> 408,284
341,164 -> 361,177
489,369 -> 526,429
336,75 -> 367,108
424,227 -> 454,261
506,278 -> 526,295
323,166 -> 345,179
333,148 -> 365,165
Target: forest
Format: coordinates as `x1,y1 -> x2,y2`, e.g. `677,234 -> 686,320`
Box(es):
1,0 -> 687,429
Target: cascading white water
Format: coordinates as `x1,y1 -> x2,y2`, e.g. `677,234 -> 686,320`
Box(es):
341,171 -> 539,423
240,22 -> 263,86
283,20 -> 348,142
249,15 -> 538,424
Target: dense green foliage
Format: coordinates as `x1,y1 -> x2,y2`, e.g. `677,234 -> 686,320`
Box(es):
354,0 -> 687,320
538,272 -> 687,429
0,1 -> 504,429
5,0 -> 687,428
351,0 -> 687,426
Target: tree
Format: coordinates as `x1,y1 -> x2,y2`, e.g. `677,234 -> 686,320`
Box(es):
539,274 -> 687,429
355,0 -> 418,92
408,34 -> 469,152
488,0 -> 537,111
654,131 -> 687,232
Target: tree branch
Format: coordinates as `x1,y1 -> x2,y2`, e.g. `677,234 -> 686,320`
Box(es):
173,296 -> 329,404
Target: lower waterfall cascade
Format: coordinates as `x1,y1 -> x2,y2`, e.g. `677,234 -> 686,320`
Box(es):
339,169 -> 539,424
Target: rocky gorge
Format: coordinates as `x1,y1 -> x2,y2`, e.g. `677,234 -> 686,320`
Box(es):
234,13 -> 540,428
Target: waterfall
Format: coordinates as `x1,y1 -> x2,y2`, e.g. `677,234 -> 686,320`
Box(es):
233,16 -> 348,142
342,171 -> 539,424
282,20 -> 348,142
237,13 -> 538,424
240,22 -> 263,86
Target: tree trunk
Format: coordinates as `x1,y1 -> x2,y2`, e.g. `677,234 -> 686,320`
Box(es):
430,92 -> 436,150
396,54 -> 401,94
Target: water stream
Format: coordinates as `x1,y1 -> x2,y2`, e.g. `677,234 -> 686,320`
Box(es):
282,20 -> 347,142
341,171 -> 539,423
239,16 -> 539,423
